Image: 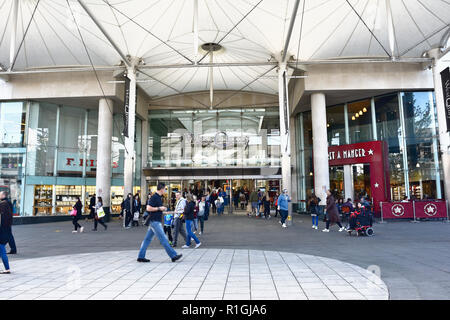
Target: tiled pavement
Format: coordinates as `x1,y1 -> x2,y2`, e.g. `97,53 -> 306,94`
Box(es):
0,249 -> 387,300
6,213 -> 450,299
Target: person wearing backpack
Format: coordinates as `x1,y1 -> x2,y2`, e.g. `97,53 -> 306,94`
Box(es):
93,196 -> 108,231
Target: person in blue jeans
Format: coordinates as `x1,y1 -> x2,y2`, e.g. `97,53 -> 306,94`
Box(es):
137,183 -> 183,263
182,194 -> 202,249
277,188 -> 291,228
0,191 -> 12,274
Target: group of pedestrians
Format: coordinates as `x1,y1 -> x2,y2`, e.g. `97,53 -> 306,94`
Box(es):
71,195 -> 108,233
137,183 -> 208,263
308,189 -> 372,232
247,189 -> 290,228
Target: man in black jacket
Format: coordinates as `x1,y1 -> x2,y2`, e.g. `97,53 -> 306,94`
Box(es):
123,193 -> 133,229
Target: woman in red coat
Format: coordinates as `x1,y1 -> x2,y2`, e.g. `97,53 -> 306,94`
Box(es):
322,190 -> 345,233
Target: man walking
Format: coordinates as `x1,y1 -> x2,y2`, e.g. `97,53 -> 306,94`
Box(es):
172,192 -> 187,248
0,191 -> 12,273
123,193 -> 133,229
137,183 -> 182,263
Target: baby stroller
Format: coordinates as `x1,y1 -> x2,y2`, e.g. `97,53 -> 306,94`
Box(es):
347,207 -> 374,237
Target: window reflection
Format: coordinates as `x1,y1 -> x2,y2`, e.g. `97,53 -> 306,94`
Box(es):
147,108 -> 280,168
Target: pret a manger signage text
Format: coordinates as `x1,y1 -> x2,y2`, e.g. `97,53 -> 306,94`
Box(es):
328,148 -> 369,161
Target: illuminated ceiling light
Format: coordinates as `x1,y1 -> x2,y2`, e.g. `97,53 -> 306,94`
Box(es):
351,116 -> 355,120
359,110 -> 363,115
355,113 -> 359,118
326,123 -> 330,127
396,164 -> 401,168
363,107 -> 368,112
309,172 -> 313,176
416,163 -> 420,168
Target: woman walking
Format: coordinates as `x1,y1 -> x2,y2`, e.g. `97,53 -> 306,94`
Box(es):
308,194 -> 320,230
93,196 -> 108,231
322,190 -> 345,232
182,194 -> 202,249
72,197 -> 84,233
0,191 -> 12,274
198,196 -> 206,235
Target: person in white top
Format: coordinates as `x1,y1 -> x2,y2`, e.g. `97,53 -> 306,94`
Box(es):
172,192 -> 187,247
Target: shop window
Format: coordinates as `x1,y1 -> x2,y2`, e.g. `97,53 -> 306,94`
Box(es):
375,94 -> 405,201
33,185 -> 53,216
348,99 -> 372,144
326,105 -> 345,146
0,102 -> 26,147
402,91 -> 441,199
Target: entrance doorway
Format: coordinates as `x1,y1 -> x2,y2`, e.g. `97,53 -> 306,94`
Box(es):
352,163 -> 371,200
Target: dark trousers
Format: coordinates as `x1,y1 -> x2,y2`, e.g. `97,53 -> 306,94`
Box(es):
5,228 -> 16,253
198,215 -> 205,233
280,210 -> 288,224
94,218 -> 107,230
125,210 -> 132,227
72,217 -> 82,231
173,217 -> 186,246
264,204 -> 270,218
326,220 -> 343,229
164,225 -> 173,242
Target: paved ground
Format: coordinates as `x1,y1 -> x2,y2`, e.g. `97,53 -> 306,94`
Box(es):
0,249 -> 387,300
3,212 -> 450,299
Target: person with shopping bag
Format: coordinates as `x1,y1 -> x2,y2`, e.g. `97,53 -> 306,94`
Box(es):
132,194 -> 141,227
71,197 -> 84,233
93,196 -> 108,231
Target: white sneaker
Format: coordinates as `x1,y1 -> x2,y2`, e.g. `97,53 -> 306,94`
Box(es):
322,229 -> 330,232
282,223 -> 287,228
181,245 -> 190,249
72,230 -> 78,233
199,232 -> 202,235
312,225 -> 315,229
339,227 -> 345,232
195,242 -> 202,249
80,227 -> 84,233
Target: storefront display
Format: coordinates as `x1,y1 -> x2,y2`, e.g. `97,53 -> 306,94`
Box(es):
33,185 -> 53,216
111,186 -> 124,214
55,185 -> 82,215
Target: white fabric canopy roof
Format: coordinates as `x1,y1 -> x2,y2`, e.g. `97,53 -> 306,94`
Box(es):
0,0 -> 449,98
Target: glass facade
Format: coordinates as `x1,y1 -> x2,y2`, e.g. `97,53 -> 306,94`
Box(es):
147,107 -> 280,168
296,91 -> 444,209
0,100 -> 139,216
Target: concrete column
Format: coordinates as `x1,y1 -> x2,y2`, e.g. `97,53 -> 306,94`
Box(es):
96,98 -> 113,213
141,118 -> 148,205
124,68 -> 136,198
428,48 -> 450,207
311,92 -> 329,205
278,63 -> 292,222
343,103 -> 353,201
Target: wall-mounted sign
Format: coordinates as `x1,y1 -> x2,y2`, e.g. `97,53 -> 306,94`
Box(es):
440,67 -> 450,132
328,140 -> 390,214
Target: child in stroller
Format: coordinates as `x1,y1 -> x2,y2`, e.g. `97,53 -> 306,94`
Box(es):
347,202 -> 374,236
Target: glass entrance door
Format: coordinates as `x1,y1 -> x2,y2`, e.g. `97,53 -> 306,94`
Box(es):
352,163 -> 371,200
330,166 -> 344,199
